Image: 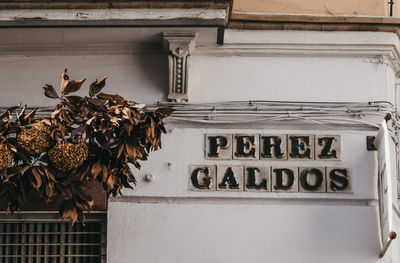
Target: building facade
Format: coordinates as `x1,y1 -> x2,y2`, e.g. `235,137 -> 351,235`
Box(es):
0,1 -> 400,262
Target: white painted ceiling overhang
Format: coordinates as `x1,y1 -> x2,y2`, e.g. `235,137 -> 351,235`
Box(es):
0,8 -> 227,48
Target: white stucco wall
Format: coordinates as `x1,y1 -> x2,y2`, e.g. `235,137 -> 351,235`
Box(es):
107,128 -> 383,263
190,55 -> 390,103
1,28 -> 400,262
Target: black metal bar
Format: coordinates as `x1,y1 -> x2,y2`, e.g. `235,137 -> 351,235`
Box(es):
389,0 -> 394,16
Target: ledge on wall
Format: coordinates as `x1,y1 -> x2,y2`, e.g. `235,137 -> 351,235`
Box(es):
0,0 -> 231,10
228,12 -> 400,37
0,180 -> 107,212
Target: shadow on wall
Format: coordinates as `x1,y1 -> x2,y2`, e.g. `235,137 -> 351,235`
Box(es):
134,50 -> 169,102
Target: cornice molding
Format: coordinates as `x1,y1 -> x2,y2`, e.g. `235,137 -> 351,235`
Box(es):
195,30 -> 400,77
0,1 -> 232,10
195,44 -> 400,77
197,43 -> 397,56
0,8 -> 226,27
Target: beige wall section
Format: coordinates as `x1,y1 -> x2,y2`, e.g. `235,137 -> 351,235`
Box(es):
233,0 -> 388,16
393,1 -> 400,17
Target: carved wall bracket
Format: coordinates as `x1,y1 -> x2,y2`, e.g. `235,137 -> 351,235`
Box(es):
163,32 -> 197,102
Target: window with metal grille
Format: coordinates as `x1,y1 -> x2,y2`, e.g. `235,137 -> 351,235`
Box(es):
0,213 -> 106,263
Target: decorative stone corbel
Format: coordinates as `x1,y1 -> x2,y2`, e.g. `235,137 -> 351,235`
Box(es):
163,32 -> 197,102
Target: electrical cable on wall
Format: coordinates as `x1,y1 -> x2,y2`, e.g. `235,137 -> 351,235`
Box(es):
151,100 -> 399,132
15,100 -> 400,134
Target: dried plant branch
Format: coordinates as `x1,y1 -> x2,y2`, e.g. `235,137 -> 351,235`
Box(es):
0,69 -> 172,224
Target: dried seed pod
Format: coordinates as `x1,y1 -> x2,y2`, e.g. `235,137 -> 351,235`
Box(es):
0,144 -> 13,171
32,121 -> 51,134
48,140 -> 88,172
17,125 -> 51,155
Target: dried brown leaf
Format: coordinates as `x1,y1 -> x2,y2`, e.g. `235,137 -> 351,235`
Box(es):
106,175 -> 114,191
96,92 -> 116,100
155,107 -> 174,117
42,166 -> 56,182
6,104 -> 21,115
62,78 -> 86,95
86,116 -> 96,125
125,143 -> 137,161
121,164 -> 136,184
17,105 -> 26,122
117,144 -> 124,159
45,181 -> 55,199
24,109 -> 37,123
65,95 -> 82,105
91,162 -> 102,180
102,164 -> 108,182
89,76 -> 107,97
51,108 -> 61,119
122,107 -> 131,120
0,110 -> 8,120
43,84 -> 59,99
78,164 -> 91,181
61,69 -> 69,93
58,123 -> 66,139
78,214 -> 86,226
31,168 -> 42,190
132,103 -> 145,109
61,69 -> 86,95
61,204 -> 78,225
88,98 -> 105,107
71,125 -> 84,137
120,174 -> 133,189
